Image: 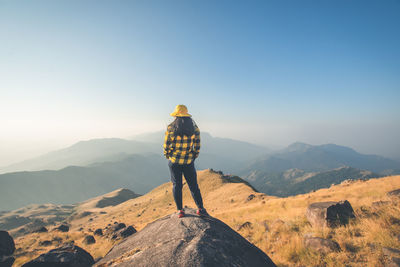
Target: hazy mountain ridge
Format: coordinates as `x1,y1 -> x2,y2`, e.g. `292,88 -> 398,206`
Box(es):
0,154 -> 168,211
0,138 -> 160,174
241,142 -> 400,174
0,132 -> 269,174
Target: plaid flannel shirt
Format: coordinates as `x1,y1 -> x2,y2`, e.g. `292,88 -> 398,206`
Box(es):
163,124 -> 200,165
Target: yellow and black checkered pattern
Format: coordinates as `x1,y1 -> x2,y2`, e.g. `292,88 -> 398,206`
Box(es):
163,125 -> 200,165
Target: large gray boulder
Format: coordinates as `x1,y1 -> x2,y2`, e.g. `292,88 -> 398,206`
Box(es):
306,200 -> 355,228
22,244 -> 94,267
0,231 -> 15,267
0,231 -> 15,256
95,208 -> 276,267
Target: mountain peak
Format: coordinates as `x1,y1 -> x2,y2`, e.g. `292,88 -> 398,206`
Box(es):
286,142 -> 313,152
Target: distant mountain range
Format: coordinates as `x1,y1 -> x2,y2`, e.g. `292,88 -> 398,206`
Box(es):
238,142 -> 400,197
0,138 -> 160,174
1,132 -> 400,210
0,132 -> 269,174
239,142 -> 400,174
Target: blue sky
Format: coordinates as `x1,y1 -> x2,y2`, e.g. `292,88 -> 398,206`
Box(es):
1,0 -> 399,165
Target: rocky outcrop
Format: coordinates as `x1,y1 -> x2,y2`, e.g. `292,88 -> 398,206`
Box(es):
22,244 -> 94,267
54,224 -> 69,232
388,189 -> 400,197
303,236 -> 340,253
306,200 -> 355,227
0,231 -> 15,267
112,226 -> 137,240
95,208 -> 276,267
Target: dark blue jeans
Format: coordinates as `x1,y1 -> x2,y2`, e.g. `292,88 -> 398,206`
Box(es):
168,160 -> 204,211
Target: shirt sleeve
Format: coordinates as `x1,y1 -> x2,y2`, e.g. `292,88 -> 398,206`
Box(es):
163,128 -> 172,159
193,126 -> 200,158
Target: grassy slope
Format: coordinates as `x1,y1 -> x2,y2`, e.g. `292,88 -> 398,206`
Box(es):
13,170 -> 400,267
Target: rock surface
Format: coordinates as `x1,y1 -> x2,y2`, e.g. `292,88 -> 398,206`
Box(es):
388,189 -> 400,197
306,200 -> 355,227
0,231 -> 16,266
22,244 -> 94,267
303,236 -> 341,254
95,208 -> 276,267
0,255 -> 15,267
0,231 -> 15,256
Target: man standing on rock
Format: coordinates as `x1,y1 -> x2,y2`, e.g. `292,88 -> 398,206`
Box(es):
164,105 -> 208,218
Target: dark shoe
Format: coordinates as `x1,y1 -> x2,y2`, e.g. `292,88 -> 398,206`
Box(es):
178,210 -> 185,218
196,208 -> 209,216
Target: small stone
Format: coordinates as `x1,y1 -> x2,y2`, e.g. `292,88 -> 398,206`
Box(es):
303,236 -> 341,253
246,194 -> 256,202
119,226 -> 137,238
83,235 -> 96,245
112,223 -> 126,232
94,229 -> 103,236
54,224 -> 69,232
389,217 -> 400,225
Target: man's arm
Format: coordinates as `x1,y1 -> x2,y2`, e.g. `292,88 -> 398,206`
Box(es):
193,126 -> 200,158
163,128 -> 172,159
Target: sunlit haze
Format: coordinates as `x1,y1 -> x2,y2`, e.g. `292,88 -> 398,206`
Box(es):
1,0 -> 400,166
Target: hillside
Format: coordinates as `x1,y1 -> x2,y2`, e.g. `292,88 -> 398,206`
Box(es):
0,154 -> 168,211
9,170 -> 400,266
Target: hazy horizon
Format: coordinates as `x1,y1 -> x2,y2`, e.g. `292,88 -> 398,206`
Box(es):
1,0 -> 399,167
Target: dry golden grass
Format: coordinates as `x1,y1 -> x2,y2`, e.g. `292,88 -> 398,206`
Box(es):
12,171 -> 400,267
